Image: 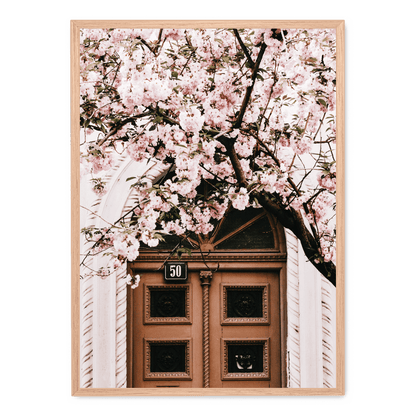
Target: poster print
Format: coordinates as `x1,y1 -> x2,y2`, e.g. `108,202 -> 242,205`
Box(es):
71,21 -> 344,396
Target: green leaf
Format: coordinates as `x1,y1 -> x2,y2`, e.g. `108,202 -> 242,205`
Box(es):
126,177 -> 136,182
182,247 -> 193,256
153,233 -> 166,241
176,247 -> 192,257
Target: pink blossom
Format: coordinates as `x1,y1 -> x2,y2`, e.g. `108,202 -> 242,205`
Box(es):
113,231 -> 140,261
291,136 -> 313,155
179,107 -> 205,134
318,174 -> 336,192
162,220 -> 186,236
109,257 -> 122,269
164,29 -> 184,41
231,188 -> 250,211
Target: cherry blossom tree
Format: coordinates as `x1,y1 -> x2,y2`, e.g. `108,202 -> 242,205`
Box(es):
79,28 -> 337,287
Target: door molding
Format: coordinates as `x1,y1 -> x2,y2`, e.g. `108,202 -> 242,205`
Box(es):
221,338 -> 271,381
143,338 -> 193,380
220,283 -> 270,326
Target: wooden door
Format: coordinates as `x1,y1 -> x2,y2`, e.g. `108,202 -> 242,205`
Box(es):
128,267 -> 282,388
127,207 -> 286,388
209,269 -> 281,388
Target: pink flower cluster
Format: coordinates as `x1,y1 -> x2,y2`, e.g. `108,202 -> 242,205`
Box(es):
91,178 -> 108,197
83,145 -> 115,175
112,231 -> 140,261
318,173 -> 336,192
320,238 -> 336,263
126,273 -> 140,289
179,107 -> 205,134
255,169 -> 288,195
317,163 -> 336,192
290,136 -> 313,155
79,27 -> 338,276
230,188 -> 250,211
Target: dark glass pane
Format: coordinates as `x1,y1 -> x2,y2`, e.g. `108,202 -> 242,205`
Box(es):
214,207 -> 262,243
216,215 -> 274,250
150,289 -> 186,317
227,289 -> 263,318
227,344 -> 264,373
150,343 -> 186,373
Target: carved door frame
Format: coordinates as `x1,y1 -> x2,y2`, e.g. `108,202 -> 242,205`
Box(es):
126,247 -> 288,388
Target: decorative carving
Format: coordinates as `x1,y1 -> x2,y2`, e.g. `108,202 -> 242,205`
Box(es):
321,276 -> 336,388
221,338 -> 270,380
232,293 -> 257,317
200,270 -> 213,285
144,285 -> 191,325
80,269 -> 94,388
151,344 -> 185,372
136,253 -> 286,263
144,339 -> 192,380
230,345 -> 261,372
285,229 -> 301,388
152,290 -> 184,317
115,264 -> 128,388
221,284 -> 270,325
200,270 -> 213,388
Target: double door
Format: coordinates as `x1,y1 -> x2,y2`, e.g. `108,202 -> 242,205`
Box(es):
128,267 -> 282,388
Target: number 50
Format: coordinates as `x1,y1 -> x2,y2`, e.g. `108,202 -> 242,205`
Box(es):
169,264 -> 182,277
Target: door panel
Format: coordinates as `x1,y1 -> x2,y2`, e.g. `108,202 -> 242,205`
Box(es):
129,268 -> 281,388
209,270 -> 281,388
131,271 -> 203,388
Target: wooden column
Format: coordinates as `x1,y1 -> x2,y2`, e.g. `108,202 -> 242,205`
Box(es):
199,270 -> 213,388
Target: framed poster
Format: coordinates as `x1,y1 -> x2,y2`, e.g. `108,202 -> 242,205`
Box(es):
71,20 -> 344,396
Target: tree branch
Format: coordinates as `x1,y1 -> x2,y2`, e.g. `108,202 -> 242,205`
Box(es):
234,42 -> 267,129
233,29 -> 255,68
138,36 -> 158,55
96,112 -> 152,147
225,132 -> 336,286
255,193 -> 336,286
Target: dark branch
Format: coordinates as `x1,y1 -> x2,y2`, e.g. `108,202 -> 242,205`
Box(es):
233,29 -> 255,68
96,112 -> 152,147
254,194 -> 336,286
234,42 -> 268,129
225,132 -> 336,287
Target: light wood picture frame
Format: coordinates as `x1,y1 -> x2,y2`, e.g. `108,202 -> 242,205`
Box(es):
69,18 -> 347,398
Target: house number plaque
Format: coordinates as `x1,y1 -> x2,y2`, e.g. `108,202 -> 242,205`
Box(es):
164,262 -> 188,282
